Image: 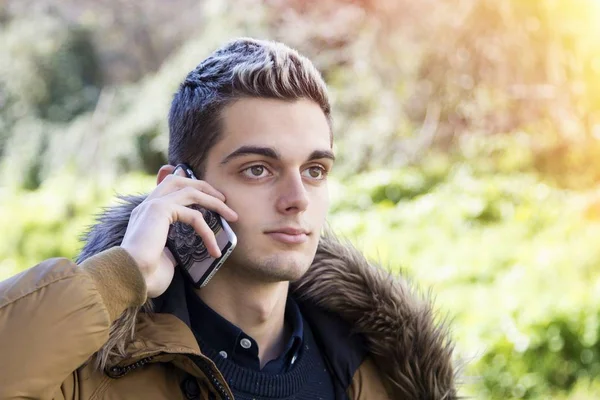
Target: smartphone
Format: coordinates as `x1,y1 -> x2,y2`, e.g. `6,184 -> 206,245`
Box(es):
165,164 -> 237,288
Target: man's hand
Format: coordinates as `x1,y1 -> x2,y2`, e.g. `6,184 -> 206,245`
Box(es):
120,168 -> 238,298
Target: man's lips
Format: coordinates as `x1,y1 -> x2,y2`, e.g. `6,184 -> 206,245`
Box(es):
265,228 -> 309,244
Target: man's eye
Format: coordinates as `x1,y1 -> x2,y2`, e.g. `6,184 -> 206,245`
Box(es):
242,165 -> 269,178
303,166 -> 327,180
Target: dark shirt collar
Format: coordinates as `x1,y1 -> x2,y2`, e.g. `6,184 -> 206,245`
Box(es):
185,283 -> 304,374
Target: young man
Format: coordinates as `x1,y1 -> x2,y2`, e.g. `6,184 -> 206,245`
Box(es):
0,38 -> 457,399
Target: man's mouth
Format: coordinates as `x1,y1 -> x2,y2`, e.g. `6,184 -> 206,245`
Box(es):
265,227 -> 309,244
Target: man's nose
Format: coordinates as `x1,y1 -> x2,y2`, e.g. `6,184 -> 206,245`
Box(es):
275,172 -> 309,214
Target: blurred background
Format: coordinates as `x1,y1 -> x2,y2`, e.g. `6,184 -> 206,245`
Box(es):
1,0 -> 600,398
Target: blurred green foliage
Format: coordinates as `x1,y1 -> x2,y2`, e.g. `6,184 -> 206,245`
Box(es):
0,172 -> 155,280
2,0 -> 600,398
0,13 -> 102,189
328,134 -> 600,398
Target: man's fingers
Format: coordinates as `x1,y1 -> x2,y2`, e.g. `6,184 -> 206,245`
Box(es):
166,187 -> 238,221
174,205 -> 222,258
150,173 -> 227,202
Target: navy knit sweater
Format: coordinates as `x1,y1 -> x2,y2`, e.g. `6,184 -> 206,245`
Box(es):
197,318 -> 336,400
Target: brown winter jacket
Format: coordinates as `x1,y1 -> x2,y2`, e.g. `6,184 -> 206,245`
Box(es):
0,195 -> 458,399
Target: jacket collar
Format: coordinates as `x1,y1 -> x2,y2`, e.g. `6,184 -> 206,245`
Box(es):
78,194 -> 459,399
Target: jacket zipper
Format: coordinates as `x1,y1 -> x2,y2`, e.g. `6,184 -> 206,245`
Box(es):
106,354 -> 231,400
106,356 -> 154,378
191,355 -> 231,400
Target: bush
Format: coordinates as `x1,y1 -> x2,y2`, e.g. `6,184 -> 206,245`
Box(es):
327,141 -> 600,398
0,171 -> 154,281
0,14 -> 102,189
479,313 -> 600,398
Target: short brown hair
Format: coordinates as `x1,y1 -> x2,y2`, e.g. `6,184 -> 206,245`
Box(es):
167,37 -> 332,177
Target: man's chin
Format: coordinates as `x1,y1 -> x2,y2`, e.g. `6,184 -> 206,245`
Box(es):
245,253 -> 313,283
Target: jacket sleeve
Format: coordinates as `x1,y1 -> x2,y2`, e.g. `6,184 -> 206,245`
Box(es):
0,247 -> 147,399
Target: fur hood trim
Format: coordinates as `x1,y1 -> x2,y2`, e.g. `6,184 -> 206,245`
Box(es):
78,194 -> 459,399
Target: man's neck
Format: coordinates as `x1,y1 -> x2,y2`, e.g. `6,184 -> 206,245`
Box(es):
194,268 -> 290,368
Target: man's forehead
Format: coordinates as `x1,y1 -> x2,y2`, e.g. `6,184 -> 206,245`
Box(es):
214,98 -> 332,160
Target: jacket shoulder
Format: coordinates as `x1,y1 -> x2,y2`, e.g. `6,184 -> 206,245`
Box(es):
348,357 -> 392,400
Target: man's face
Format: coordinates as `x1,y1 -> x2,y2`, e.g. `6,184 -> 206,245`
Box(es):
202,98 -> 333,282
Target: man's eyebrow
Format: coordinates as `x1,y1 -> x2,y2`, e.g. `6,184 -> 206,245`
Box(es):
308,149 -> 336,162
220,146 -> 336,164
221,146 -> 280,164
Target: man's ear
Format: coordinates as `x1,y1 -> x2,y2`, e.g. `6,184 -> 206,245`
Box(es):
157,164 -> 176,185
